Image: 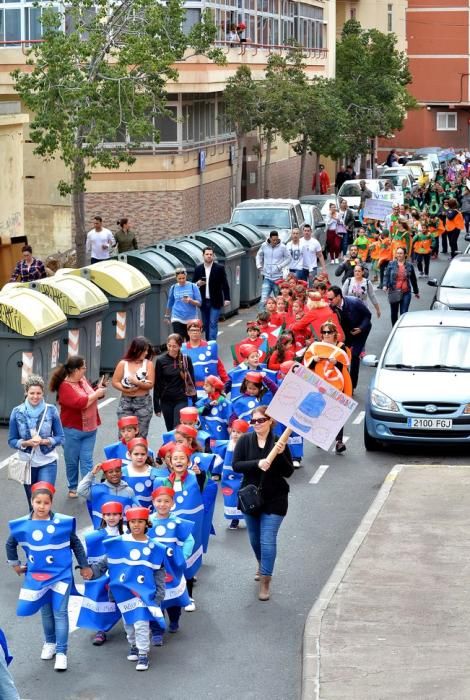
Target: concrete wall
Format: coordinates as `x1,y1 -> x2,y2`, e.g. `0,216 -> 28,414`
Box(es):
336,0 -> 407,52
0,113 -> 28,240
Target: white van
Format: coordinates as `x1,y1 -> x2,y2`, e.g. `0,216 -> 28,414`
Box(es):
230,198 -> 305,244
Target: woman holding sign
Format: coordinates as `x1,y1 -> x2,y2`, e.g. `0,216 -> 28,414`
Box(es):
232,406 -> 293,602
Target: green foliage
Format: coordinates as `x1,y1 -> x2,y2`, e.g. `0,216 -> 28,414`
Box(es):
223,65 -> 261,138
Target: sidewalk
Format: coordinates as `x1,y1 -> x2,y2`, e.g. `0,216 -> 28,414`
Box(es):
302,464 -> 470,700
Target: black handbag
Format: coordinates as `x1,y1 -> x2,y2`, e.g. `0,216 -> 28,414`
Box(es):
238,473 -> 265,516
388,288 -> 403,304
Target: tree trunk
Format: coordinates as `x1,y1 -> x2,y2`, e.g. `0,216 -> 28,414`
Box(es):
72,156 -> 87,268
257,128 -> 263,198
297,136 -> 308,199
235,134 -> 245,205
314,151 -> 321,194
264,133 -> 273,198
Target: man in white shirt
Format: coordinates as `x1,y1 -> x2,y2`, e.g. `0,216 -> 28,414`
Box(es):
286,228 -> 307,281
86,216 -> 115,263
302,224 -> 326,286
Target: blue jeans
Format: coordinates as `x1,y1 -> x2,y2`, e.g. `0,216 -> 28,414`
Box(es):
244,512 -> 285,576
390,291 -> 412,326
290,269 -> 308,281
41,582 -> 71,655
63,428 -> 97,491
200,300 -> 221,341
24,461 -> 58,506
0,650 -> 19,700
259,278 -> 280,308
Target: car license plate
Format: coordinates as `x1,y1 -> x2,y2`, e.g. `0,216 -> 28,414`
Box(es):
407,418 -> 453,429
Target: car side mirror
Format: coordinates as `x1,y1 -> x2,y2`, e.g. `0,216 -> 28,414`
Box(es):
427,279 -> 438,287
362,354 -> 378,367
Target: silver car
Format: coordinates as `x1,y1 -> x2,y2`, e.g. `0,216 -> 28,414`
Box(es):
363,311 -> 470,449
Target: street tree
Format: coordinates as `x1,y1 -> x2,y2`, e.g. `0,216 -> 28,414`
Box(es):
12,0 -> 223,265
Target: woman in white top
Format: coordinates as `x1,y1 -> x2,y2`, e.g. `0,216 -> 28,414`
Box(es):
326,205 -> 342,264
112,336 -> 155,438
342,263 -> 381,318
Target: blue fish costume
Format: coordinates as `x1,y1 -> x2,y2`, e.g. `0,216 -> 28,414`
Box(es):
196,397 -> 233,440
8,514 -> 75,616
155,472 -> 204,579
148,515 -> 193,609
104,441 -> 155,467
228,365 -> 278,401
182,341 -> 219,399
221,440 -> 244,521
121,466 -> 160,510
77,529 -> 121,632
208,439 -> 228,477
274,422 -> 304,460
90,484 -> 137,530
103,534 -> 167,628
232,394 -> 261,423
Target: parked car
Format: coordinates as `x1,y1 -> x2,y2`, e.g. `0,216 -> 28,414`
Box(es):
403,161 -> 428,187
379,168 -> 415,192
230,198 -> 305,244
363,310 -> 470,449
412,150 -> 440,172
407,158 -> 436,182
300,203 -> 327,248
428,255 -> 470,310
337,179 -> 386,223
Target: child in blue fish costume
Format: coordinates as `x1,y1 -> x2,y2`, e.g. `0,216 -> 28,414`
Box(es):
196,375 -> 234,441
232,371 -> 278,423
121,437 -> 160,510
220,419 -> 250,529
76,501 -> 124,646
154,444 -> 204,612
104,415 -> 155,466
6,481 -> 92,673
162,405 -> 211,452
226,343 -> 278,400
77,458 -> 140,529
182,335 -> 219,399
148,485 -> 194,645
96,507 -> 167,672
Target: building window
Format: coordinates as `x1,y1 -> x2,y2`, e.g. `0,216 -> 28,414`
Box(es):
387,4 -> 392,32
350,8 -> 356,21
436,112 -> 457,131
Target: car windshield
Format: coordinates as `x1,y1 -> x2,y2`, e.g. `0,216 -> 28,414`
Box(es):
441,263 -> 470,289
338,184 -> 362,197
383,326 -> 470,370
232,208 -> 291,229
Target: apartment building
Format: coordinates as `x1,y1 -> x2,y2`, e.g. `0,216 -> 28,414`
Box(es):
0,0 -> 336,255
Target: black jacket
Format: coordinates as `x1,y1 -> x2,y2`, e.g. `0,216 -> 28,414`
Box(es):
153,352 -> 195,412
233,431 -> 294,516
335,258 -> 369,284
192,262 -> 230,309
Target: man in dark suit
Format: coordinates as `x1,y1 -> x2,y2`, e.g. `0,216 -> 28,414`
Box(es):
326,286 -> 372,390
192,246 -> 231,341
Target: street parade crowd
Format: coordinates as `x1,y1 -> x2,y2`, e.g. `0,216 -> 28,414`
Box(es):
2,159 -> 468,695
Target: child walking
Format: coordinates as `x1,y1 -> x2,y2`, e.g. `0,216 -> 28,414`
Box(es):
77,458 -> 139,528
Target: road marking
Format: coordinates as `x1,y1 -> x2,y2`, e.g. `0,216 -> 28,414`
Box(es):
309,465 -> 329,484
217,331 -> 224,336
98,397 -> 116,409
228,319 -> 242,327
353,411 -> 365,425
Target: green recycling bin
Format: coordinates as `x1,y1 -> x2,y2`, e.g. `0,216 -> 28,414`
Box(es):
29,275 -> 109,386
0,287 -> 67,422
117,248 -> 182,349
68,261 -> 150,373
159,237 -> 207,278
190,231 -> 243,317
208,223 -> 264,306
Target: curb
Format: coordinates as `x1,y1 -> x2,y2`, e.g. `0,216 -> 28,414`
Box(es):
301,463 -> 405,700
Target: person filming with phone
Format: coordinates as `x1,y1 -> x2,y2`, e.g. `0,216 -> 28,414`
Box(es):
165,268 -> 202,341
112,336 -> 156,438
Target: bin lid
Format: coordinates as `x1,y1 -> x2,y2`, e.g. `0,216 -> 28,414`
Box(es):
29,276 -> 109,316
191,231 -> 244,259
69,260 -> 151,299
117,249 -> 181,282
209,223 -> 265,247
160,239 -> 207,269
0,287 -> 67,336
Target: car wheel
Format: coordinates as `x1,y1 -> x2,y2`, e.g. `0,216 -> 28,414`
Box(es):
364,423 -> 381,451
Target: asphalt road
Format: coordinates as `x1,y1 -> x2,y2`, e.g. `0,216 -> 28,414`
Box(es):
0,256 -> 468,700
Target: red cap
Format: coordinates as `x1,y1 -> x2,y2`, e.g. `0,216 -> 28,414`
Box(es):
117,416 -> 138,429
180,407 -> 199,420
171,445 -> 193,457
101,458 -> 122,473
151,486 -> 175,501
158,441 -> 176,458
246,321 -> 260,330
175,424 -> 198,438
127,437 -> 148,453
231,419 -> 250,433
101,501 -> 124,515
245,371 -> 263,384
187,319 -> 203,329
279,360 -> 296,375
239,343 -> 259,359
205,375 -> 225,390
31,481 -> 56,495
126,507 -> 150,521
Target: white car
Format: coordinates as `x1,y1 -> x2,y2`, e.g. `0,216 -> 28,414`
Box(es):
337,179 -> 386,213
378,168 -> 415,192
407,158 -> 436,182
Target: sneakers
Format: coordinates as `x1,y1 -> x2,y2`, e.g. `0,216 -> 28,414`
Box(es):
127,645 -> 139,662
292,460 -> 301,469
40,642 -> 56,660
184,598 -> 196,612
151,634 -> 163,646
228,519 -> 239,530
335,440 -> 347,454
136,654 -> 149,671
54,653 -> 67,671
68,490 -> 78,499
169,621 -> 179,633
92,631 -> 106,646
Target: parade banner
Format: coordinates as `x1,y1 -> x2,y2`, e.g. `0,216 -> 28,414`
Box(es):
363,198 -> 393,221
267,364 -> 357,451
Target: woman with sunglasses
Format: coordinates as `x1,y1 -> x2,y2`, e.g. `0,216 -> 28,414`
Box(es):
232,406 -> 293,602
